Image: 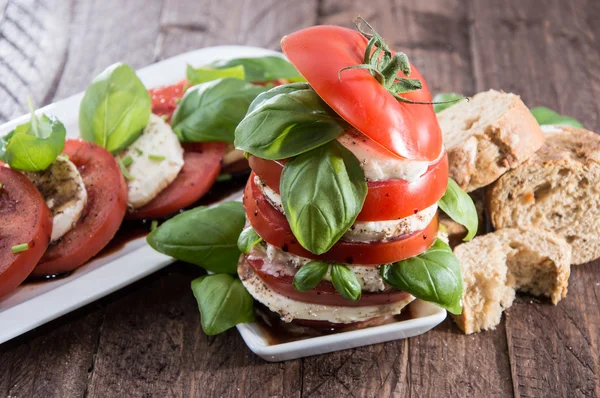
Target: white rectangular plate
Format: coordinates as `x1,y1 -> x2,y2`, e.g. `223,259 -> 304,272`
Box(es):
0,46 -> 446,359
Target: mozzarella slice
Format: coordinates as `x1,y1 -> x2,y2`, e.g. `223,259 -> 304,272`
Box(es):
254,175 -> 438,242
337,130 -> 431,182
117,113 -> 184,209
24,156 -> 87,242
239,258 -> 415,323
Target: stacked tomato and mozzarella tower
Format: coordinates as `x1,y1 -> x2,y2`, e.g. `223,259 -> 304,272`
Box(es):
237,25 -> 450,326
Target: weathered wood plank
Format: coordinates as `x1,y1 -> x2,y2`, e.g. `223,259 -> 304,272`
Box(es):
469,0 -> 600,397
0,0 -> 71,121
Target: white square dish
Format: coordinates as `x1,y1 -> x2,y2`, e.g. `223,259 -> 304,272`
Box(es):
0,46 -> 447,359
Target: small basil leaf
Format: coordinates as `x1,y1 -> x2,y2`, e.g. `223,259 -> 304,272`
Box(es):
438,178 -> 478,241
211,55 -> 304,82
330,264 -> 362,301
433,92 -> 464,113
171,78 -> 266,143
381,239 -> 463,314
191,274 -> 254,335
280,141 -> 367,254
235,84 -> 345,160
237,227 -> 262,254
79,62 -> 151,153
186,64 -> 245,85
530,106 -> 583,128
292,261 -> 329,292
0,109 -> 66,172
146,201 -> 245,274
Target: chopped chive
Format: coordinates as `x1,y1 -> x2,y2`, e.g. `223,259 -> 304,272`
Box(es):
60,154 -> 70,160
160,115 -> 169,121
117,158 -> 135,181
148,154 -> 166,162
217,173 -> 232,182
135,148 -> 143,155
150,220 -> 158,231
0,183 -> 3,189
11,243 -> 29,254
121,155 -> 134,167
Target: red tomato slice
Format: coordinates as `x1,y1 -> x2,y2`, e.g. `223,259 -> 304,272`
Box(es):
149,79 -> 187,122
249,152 -> 448,221
243,256 -> 411,307
0,167 -> 52,297
127,142 -> 226,220
244,174 -> 438,265
281,25 -> 443,161
31,140 -> 128,277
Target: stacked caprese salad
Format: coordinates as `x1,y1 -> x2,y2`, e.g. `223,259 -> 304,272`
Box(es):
0,55 -> 304,300
147,20 -> 478,336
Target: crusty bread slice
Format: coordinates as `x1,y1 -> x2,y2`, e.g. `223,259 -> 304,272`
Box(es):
487,125 -> 600,264
438,89 -> 545,192
452,228 -> 571,334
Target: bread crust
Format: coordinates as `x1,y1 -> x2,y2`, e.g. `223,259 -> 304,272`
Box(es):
487,125 -> 600,264
439,90 -> 545,192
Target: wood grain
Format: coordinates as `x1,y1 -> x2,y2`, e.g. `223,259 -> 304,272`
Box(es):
469,1 -> 600,397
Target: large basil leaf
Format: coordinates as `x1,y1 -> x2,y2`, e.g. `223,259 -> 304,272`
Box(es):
146,201 -> 245,274
530,106 -> 583,128
211,55 -> 304,82
237,227 -> 262,255
381,239 -> 463,314
171,78 -> 266,143
433,92 -> 464,113
186,64 -> 245,86
79,63 -> 150,153
292,261 -> 329,292
191,274 -> 254,335
0,106 -> 65,171
438,178 -> 478,241
235,83 -> 345,160
330,264 -> 362,301
280,141 -> 367,254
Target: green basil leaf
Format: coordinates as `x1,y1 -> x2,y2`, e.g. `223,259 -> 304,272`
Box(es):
381,239 -> 463,314
530,106 -> 583,128
0,111 -> 66,172
237,227 -> 262,254
438,178 -> 478,241
146,202 -> 245,274
280,141 -> 367,254
433,92 -> 464,113
79,62 -> 151,153
292,261 -> 329,292
186,64 -> 245,86
330,264 -> 362,301
235,83 -> 345,160
191,274 -> 254,335
171,78 -> 266,143
211,55 -> 304,82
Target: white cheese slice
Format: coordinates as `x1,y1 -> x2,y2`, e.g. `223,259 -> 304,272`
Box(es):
117,113 -> 184,209
239,259 -> 415,324
254,175 -> 437,243
337,130 -> 431,182
24,156 -> 87,242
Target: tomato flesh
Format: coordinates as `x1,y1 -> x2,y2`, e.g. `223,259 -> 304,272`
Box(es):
149,79 -> 187,122
32,140 -> 128,277
0,167 -> 52,298
244,174 -> 438,265
249,152 -> 448,221
127,142 -> 226,220
282,25 -> 443,161
244,256 -> 411,307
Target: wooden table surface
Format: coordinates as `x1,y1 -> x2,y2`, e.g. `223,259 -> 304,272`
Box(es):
1,0 -> 599,397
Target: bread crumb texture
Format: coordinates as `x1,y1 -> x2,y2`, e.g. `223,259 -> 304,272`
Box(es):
438,89 -> 545,192
487,125 -> 600,264
451,227 -> 571,334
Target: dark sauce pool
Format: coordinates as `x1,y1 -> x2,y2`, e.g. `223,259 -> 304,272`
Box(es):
254,302 -> 415,346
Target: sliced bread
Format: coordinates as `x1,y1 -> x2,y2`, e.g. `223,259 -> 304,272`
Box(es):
487,125 -> 600,264
438,89 -> 545,192
452,227 -> 571,334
